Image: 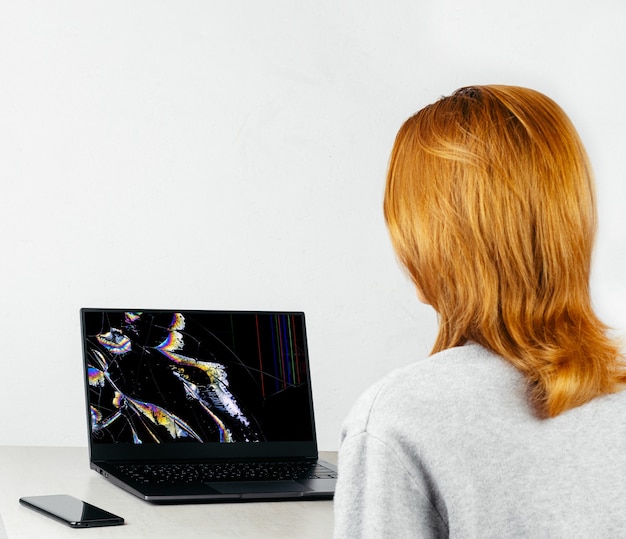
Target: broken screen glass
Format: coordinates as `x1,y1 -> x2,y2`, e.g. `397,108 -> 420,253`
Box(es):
83,311 -> 313,444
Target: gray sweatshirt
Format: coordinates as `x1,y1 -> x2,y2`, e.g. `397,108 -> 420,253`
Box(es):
334,342 -> 626,538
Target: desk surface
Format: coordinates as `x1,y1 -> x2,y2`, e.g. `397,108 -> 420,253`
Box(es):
0,446 -> 337,538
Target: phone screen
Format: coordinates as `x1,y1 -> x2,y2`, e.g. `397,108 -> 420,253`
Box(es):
20,495 -> 124,528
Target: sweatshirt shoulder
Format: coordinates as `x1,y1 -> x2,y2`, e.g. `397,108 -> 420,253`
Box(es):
340,343 -> 522,440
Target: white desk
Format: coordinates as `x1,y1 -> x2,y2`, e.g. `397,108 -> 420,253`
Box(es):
0,446 -> 337,538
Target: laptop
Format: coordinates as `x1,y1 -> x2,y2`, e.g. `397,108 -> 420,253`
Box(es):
80,308 -> 337,503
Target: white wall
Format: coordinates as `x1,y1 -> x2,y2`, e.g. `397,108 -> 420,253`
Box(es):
1,0 -> 625,450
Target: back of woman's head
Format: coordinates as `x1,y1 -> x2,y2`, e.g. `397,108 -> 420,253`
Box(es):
384,85 -> 625,417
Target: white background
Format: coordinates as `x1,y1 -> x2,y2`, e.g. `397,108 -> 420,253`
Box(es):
1,0 -> 625,450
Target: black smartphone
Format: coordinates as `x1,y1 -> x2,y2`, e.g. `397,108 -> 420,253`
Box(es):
19,494 -> 124,528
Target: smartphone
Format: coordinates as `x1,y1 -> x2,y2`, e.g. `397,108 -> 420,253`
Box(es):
19,494 -> 124,528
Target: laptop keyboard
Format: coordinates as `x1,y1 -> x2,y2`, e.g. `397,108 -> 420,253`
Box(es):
114,461 -> 337,485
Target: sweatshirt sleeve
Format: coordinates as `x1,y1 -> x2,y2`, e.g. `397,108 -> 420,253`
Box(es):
333,386 -> 448,538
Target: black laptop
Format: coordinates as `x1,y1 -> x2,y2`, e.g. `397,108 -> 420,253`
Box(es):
80,308 -> 337,503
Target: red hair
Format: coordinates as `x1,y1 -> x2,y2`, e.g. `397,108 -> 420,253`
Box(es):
384,85 -> 625,417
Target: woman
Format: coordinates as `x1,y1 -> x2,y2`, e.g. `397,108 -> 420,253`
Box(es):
334,85 -> 626,537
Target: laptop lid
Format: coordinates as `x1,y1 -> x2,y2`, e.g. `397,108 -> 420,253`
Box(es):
81,309 -> 320,464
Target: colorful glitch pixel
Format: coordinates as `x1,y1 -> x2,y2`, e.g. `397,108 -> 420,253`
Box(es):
256,313 -> 304,397
83,311 -> 313,445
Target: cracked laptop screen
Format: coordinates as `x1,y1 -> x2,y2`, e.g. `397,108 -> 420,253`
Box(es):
83,311 -> 314,444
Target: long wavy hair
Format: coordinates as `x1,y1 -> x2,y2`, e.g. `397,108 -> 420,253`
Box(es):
384,85 -> 625,417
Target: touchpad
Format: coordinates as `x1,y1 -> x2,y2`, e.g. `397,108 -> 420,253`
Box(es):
207,480 -> 311,495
